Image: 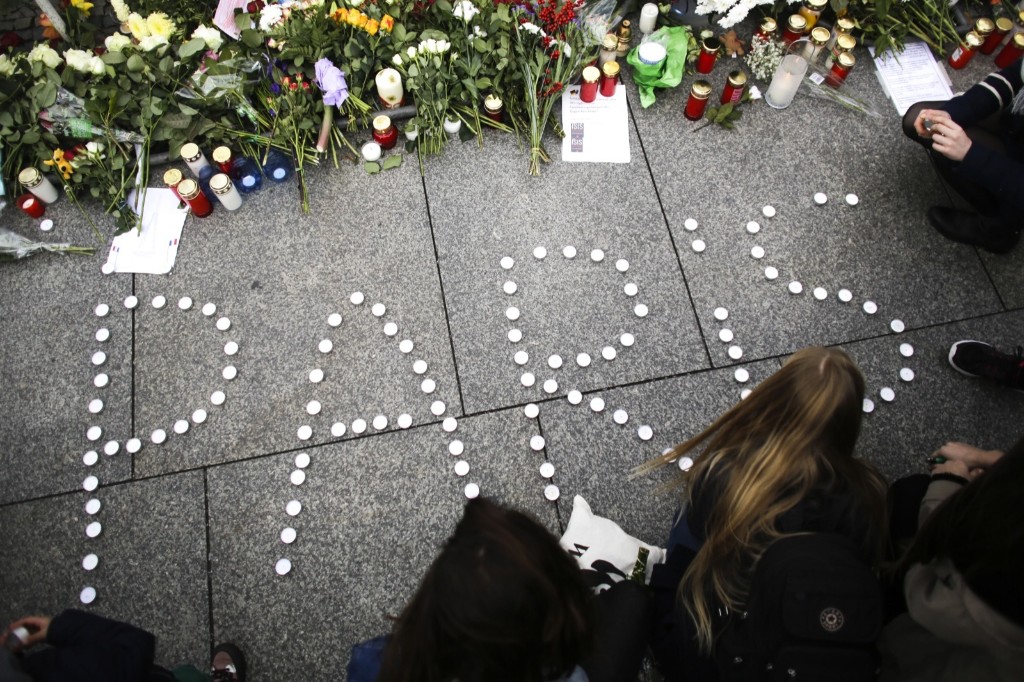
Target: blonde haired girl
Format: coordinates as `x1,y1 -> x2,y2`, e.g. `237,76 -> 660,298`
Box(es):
644,347 -> 888,676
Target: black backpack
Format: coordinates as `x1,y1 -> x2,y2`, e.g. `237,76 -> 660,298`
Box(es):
713,533 -> 882,682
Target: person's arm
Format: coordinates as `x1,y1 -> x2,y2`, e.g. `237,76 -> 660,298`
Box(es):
19,609 -> 156,682
941,57 -> 1024,128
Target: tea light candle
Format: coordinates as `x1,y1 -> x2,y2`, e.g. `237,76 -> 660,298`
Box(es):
361,142 -> 382,162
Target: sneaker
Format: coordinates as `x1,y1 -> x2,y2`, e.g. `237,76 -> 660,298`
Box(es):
211,643 -> 247,682
948,340 -> 1024,390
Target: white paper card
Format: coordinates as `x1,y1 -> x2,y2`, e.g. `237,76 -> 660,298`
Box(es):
104,188 -> 187,275
560,83 -> 631,164
214,0 -> 248,39
869,42 -> 953,116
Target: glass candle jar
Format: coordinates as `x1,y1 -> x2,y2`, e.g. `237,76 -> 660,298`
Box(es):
177,179 -> 214,217
483,94 -> 504,122
580,66 -> 600,103
754,17 -> 778,43
372,115 -> 399,150
981,17 -> 1013,55
696,37 -> 721,74
616,20 -> 632,57
210,173 -> 242,211
600,61 -> 620,97
721,70 -> 748,104
212,146 -> 235,174
16,193 -> 45,218
766,39 -> 811,109
684,80 -> 713,121
180,142 -> 211,177
262,149 -> 293,182
809,26 -> 831,61
995,31 -> 1024,68
213,148 -> 262,194
948,31 -> 983,70
198,165 -> 216,200
825,51 -> 855,88
825,33 -> 856,68
163,168 -> 183,200
18,167 -> 60,204
599,34 -> 618,69
974,17 -> 995,42
798,0 -> 828,30
827,16 -> 855,50
782,15 -> 807,46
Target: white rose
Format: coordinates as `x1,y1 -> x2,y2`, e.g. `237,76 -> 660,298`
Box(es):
110,0 -> 130,22
64,49 -> 93,72
349,0 -> 364,6
86,141 -> 105,155
88,54 -> 105,75
191,24 -> 223,51
0,54 -> 16,76
407,46 -> 417,58
28,44 -> 62,68
426,38 -> 437,53
138,34 -> 169,52
104,33 -> 132,52
392,53 -> 402,66
473,25 -> 487,38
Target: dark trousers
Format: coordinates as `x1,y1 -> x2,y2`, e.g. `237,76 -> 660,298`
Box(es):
581,581 -> 654,682
882,474 -> 931,623
901,101 -> 1016,231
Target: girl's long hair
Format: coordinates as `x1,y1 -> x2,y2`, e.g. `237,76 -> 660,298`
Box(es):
637,346 -> 888,650
377,497 -> 593,682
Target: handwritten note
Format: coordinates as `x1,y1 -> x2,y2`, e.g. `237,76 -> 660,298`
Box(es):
870,42 -> 953,116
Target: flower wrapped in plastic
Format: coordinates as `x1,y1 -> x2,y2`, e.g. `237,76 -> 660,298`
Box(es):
0,229 -> 95,262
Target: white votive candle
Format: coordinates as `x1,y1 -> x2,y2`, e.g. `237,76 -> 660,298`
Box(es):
375,68 -> 404,109
639,3 -> 658,34
210,173 -> 242,210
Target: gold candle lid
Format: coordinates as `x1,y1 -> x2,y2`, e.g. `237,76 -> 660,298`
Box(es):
180,142 -> 201,161
373,115 -> 392,131
211,146 -> 232,164
1017,10 -> 1024,26
787,14 -> 807,31
975,17 -> 995,36
759,17 -> 777,33
836,33 -> 857,51
177,178 -> 200,200
602,61 -> 620,77
163,168 -> 183,187
1011,31 -> 1024,48
996,17 -> 1014,32
836,51 -> 856,68
810,26 -> 830,45
209,173 -> 232,194
701,37 -> 721,53
691,80 -> 712,98
836,17 -> 856,32
805,0 -> 827,9
582,65 -> 600,83
964,31 -> 983,49
726,70 -> 747,87
18,167 -> 41,187
484,94 -> 503,111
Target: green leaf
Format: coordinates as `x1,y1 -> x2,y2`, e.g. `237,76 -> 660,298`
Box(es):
364,161 -> 381,174
126,55 -> 146,73
179,38 -> 207,59
102,51 -> 126,65
382,155 -> 402,170
21,130 -> 40,145
0,111 -> 13,127
475,77 -> 492,90
241,28 -> 264,49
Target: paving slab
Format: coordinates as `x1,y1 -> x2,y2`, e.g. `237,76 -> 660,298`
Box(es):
834,310 -> 1024,480
0,201 -> 132,504
0,471 -> 209,670
423,121 -> 708,415
625,50 -> 1003,366
130,160 -> 459,477
541,359 -> 781,549
206,406 -> 557,681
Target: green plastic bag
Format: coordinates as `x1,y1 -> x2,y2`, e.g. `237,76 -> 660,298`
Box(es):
626,26 -> 692,108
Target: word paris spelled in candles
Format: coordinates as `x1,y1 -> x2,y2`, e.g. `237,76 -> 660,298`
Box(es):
3,0 -> 974,227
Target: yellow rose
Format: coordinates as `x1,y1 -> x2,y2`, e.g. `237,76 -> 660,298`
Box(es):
332,7 -> 348,22
146,11 -> 175,39
127,12 -> 150,40
353,12 -> 367,27
365,19 -> 379,35
380,15 -> 395,32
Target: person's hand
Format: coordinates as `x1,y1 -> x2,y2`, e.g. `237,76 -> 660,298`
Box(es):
933,441 -> 1004,471
929,114 -> 973,162
930,459 -> 975,480
2,616 -> 51,652
913,108 -> 942,138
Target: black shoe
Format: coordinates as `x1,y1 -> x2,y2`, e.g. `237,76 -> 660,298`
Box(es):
211,643 -> 247,682
927,207 -> 1019,254
948,340 -> 1024,391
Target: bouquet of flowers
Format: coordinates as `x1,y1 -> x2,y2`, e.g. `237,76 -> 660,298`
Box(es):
512,0 -> 598,175
391,34 -> 460,161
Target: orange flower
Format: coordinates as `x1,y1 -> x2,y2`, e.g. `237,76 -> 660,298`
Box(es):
38,14 -> 61,41
331,7 -> 348,22
365,18 -> 379,35
380,15 -> 395,33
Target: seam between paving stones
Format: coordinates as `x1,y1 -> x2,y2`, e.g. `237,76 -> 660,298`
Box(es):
419,173 -> 467,417
625,94 -> 713,370
1,308 -> 1017,511
202,468 -> 215,658
130,273 -> 137,480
